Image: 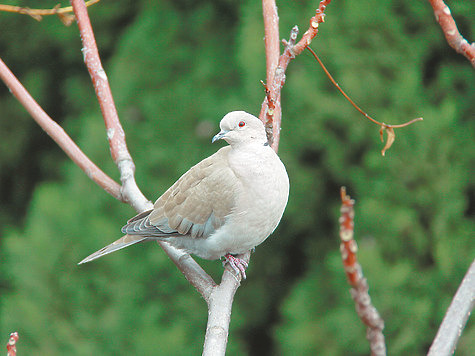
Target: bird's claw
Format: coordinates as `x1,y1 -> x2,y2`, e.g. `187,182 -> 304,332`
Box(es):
223,254 -> 248,280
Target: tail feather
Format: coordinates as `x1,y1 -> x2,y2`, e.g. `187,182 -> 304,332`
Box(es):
78,235 -> 149,264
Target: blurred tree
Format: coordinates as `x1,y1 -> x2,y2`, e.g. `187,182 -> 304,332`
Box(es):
0,0 -> 473,355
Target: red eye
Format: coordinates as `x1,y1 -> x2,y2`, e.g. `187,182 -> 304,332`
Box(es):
238,121 -> 245,128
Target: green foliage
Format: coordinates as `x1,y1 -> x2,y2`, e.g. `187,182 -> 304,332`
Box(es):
1,0 -> 474,355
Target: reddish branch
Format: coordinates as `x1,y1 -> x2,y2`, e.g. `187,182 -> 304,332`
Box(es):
0,57 -> 122,199
428,0 -> 475,68
71,0 -> 151,212
261,0 -> 281,149
339,187 -> 386,356
260,0 -> 331,151
71,1 -> 129,166
262,0 -> 280,85
6,332 -> 18,356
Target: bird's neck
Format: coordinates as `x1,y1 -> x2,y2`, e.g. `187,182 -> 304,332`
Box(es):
228,141 -> 276,173
229,139 -> 269,152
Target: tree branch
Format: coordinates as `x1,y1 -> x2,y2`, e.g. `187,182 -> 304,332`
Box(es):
428,259 -> 475,356
0,0 -> 100,25
428,0 -> 475,68
0,56 -> 122,200
70,0 -> 149,212
203,251 -> 251,355
70,0 -> 217,301
6,332 -> 18,356
260,0 -> 332,151
262,0 -> 280,86
339,187 -> 386,356
1,1 -> 301,354
260,0 -> 281,149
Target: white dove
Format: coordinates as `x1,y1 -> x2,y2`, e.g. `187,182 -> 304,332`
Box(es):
79,111 -> 289,278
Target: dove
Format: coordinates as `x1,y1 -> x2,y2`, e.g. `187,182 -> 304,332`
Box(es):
79,111 -> 289,278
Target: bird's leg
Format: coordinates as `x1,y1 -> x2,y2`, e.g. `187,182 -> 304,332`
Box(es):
223,253 -> 249,280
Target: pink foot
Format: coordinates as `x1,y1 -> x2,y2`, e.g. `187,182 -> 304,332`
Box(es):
223,254 -> 249,280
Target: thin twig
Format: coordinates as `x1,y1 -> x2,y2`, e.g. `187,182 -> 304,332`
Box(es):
306,47 -> 423,129
428,259 -> 475,356
339,187 -> 386,356
427,0 -> 475,68
306,46 -> 422,155
0,0 -> 100,25
0,57 -> 122,199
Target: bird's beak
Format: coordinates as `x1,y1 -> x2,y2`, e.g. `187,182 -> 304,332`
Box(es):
212,130 -> 228,143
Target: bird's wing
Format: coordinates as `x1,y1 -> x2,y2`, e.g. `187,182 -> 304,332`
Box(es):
123,146 -> 240,239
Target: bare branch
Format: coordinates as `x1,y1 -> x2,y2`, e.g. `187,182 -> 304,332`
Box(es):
0,0 -> 100,25
339,187 -> 386,356
203,252 -> 251,356
428,259 -> 475,356
70,0 -> 217,300
262,0 -> 280,86
160,242 -> 217,302
260,0 -> 332,151
428,0 -> 475,68
1,2 -> 290,354
260,0 -> 281,149
71,0 -> 150,212
0,57 -> 122,199
6,332 -> 18,356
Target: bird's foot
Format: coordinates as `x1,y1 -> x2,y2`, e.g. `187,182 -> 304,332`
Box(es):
223,253 -> 249,280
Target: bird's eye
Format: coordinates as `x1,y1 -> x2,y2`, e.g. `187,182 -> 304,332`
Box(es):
238,121 -> 246,128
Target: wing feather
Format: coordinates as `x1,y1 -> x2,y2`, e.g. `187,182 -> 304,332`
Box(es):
122,147 -> 239,239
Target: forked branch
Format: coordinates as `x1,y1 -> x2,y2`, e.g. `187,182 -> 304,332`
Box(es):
0,57 -> 122,199
260,0 -> 332,151
69,0 -> 216,302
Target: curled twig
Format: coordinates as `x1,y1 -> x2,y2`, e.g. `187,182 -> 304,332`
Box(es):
307,46 -> 423,155
340,187 -> 386,356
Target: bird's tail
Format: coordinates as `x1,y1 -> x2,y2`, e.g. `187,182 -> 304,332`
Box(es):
78,235 -> 149,264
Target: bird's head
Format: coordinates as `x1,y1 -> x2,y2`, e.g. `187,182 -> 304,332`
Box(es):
212,111 -> 268,147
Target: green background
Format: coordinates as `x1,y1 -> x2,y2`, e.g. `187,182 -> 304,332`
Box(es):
0,0 -> 473,354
